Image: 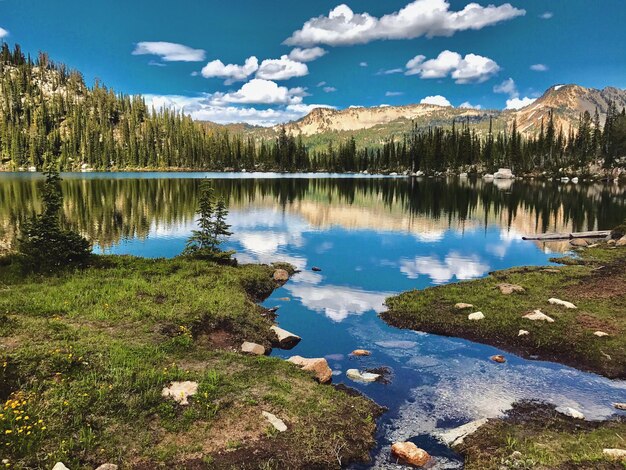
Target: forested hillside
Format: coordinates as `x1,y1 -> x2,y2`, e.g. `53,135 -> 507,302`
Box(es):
1,43 -> 625,174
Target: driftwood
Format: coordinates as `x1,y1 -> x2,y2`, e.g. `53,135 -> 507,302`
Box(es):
522,230 -> 611,241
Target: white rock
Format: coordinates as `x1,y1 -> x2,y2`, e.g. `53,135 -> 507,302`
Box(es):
494,168 -> 514,179
95,465 -> 118,470
617,236 -> 626,247
270,325 -> 301,348
614,403 -> 626,411
483,173 -> 494,179
468,311 -> 485,321
346,369 -> 380,383
241,341 -> 266,355
518,329 -> 530,336
548,298 -> 577,309
523,310 -> 555,322
558,406 -> 585,419
262,411 -> 287,432
439,418 -> 489,447
603,448 -> 626,460
569,238 -> 588,247
571,177 -> 579,183
594,331 -> 609,337
52,464 -> 70,470
455,302 -> 474,310
161,381 -> 198,405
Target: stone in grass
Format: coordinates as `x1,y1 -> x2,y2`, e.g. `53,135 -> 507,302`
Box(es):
518,329 -> 530,336
603,449 -> 626,460
241,341 -> 265,355
391,442 -> 431,467
594,331 -> 610,337
455,302 -> 474,310
497,283 -> 525,295
346,369 -> 380,383
523,310 -> 555,322
613,403 -> 626,411
262,411 -> 287,432
270,325 -> 301,349
490,355 -> 506,363
273,269 -> 290,282
351,349 -> 372,356
52,464 -> 70,470
570,238 -> 588,247
287,356 -> 332,383
615,236 -> 626,247
95,465 -> 119,470
468,311 -> 485,321
558,406 -> 585,419
161,381 -> 198,405
548,298 -> 577,309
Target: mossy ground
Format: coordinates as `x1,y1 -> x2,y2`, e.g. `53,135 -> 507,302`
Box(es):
458,402 -> 626,470
383,242 -> 626,378
0,256 -> 379,469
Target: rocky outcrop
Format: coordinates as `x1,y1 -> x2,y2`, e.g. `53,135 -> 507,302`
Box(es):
287,356 -> 332,383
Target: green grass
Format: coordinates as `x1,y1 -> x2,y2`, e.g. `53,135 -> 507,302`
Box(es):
383,243 -> 626,378
0,256 -> 379,469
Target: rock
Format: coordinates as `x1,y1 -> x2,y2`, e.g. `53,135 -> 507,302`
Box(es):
483,173 -> 494,179
241,341 -> 266,355
273,269 -> 290,282
161,381 -> 198,405
569,238 -> 588,247
455,302 -> 474,310
391,442 -> 431,467
267,306 -> 280,313
346,369 -> 380,383
497,283 -> 525,295
523,310 -> 555,322
95,465 -> 118,470
617,236 -> 626,247
439,418 -> 489,447
603,448 -> 626,460
608,239 -> 617,246
509,451 -> 523,460
311,266 -> 322,272
287,356 -> 332,383
559,406 -> 585,419
490,355 -> 506,363
52,464 -> 70,470
548,298 -> 577,309
262,411 -> 287,432
571,177 -> 579,184
270,325 -> 301,349
494,168 -> 514,179
594,331 -> 610,337
351,349 -> 371,356
518,329 -> 530,336
468,311 -> 485,321
614,403 -> 626,411
543,268 -> 561,273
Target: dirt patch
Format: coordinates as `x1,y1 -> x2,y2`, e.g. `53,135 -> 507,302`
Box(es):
576,313 -> 620,334
196,329 -> 238,351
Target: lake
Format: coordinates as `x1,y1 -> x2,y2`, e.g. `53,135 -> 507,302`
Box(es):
2,172 -> 626,468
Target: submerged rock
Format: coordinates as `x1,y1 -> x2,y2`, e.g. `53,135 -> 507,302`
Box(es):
490,355 -> 506,363
454,302 -> 474,310
273,269 -> 290,282
351,349 -> 371,356
161,381 -> 198,405
523,310 -> 555,322
262,411 -> 287,432
346,369 -> 380,383
287,356 -> 332,383
603,449 -> 626,460
497,283 -> 525,295
241,341 -> 266,355
270,325 -> 301,349
391,442 -> 431,467
439,418 -> 489,447
468,311 -> 485,321
311,266 -> 322,272
548,298 -> 577,309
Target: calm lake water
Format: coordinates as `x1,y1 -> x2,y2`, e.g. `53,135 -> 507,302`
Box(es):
2,172 -> 626,468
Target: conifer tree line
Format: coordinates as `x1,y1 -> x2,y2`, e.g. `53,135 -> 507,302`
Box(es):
1,43 -> 625,174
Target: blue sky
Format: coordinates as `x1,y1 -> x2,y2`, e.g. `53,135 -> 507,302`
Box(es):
1,0 -> 625,125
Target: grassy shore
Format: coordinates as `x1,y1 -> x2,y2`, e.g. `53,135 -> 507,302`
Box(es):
383,241 -> 626,378
0,256 -> 380,469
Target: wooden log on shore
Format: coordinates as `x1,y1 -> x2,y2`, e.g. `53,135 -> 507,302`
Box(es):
522,230 -> 611,241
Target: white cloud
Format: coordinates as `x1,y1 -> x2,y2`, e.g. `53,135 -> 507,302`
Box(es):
540,12 -> 553,19
420,95 -> 451,107
400,252 -> 489,284
505,96 -> 536,110
459,101 -> 482,109
256,55 -> 309,80
288,47 -> 327,62
210,79 -> 308,105
323,86 -> 337,93
284,0 -> 525,47
316,81 -> 327,87
200,56 -> 259,84
143,93 -> 333,127
0,27 -> 9,39
385,91 -> 404,97
360,61 -> 368,67
530,63 -> 548,72
377,68 -> 404,75
406,50 -> 500,84
132,41 -> 206,62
